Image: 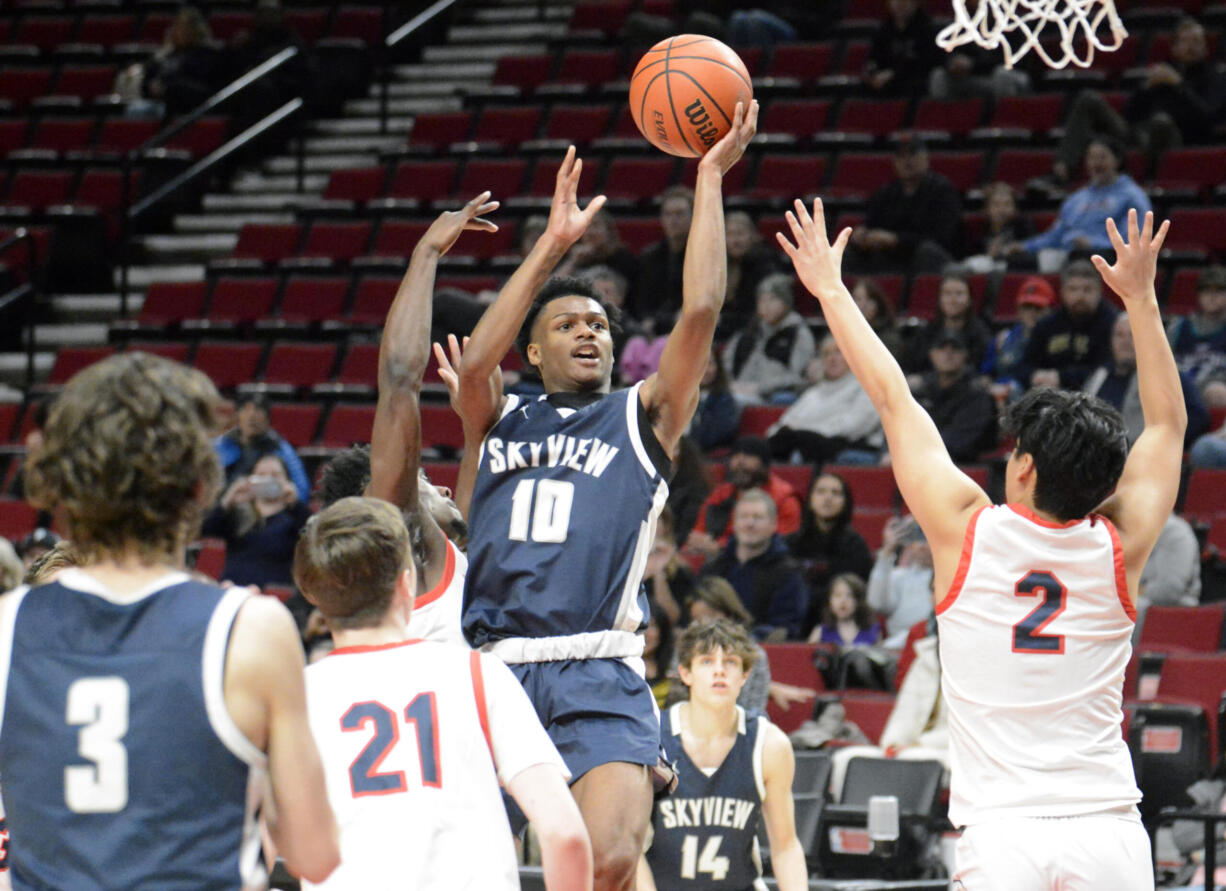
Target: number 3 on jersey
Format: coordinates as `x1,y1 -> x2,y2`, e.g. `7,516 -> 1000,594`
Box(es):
1012,570 -> 1067,654
343,693 -> 441,798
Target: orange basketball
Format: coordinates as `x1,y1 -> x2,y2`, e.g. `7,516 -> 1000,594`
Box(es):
628,34 -> 753,158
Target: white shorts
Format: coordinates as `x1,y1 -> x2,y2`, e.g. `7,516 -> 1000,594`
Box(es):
953,810 -> 1153,891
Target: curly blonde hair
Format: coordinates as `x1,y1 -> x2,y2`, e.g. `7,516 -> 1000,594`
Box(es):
25,352 -> 223,564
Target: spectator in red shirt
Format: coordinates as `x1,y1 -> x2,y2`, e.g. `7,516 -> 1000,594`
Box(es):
685,437 -> 803,560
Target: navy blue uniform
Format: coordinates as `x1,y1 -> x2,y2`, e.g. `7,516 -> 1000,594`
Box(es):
647,704 -> 767,891
0,572 -> 268,890
463,383 -> 671,780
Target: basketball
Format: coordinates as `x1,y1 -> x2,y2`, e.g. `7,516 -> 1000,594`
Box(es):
628,34 -> 753,158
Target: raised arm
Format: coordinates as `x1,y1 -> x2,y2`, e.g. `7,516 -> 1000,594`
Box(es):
1092,210 -> 1184,581
457,147 -> 606,432
777,198 -> 988,577
366,194 -> 498,511
642,101 -> 758,456
433,334 -> 502,520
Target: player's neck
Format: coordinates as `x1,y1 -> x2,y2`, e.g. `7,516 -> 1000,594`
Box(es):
1014,494 -> 1063,526
79,553 -> 185,593
330,622 -> 412,650
682,698 -> 738,741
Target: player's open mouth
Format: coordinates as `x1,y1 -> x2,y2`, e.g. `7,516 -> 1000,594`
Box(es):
572,346 -> 601,364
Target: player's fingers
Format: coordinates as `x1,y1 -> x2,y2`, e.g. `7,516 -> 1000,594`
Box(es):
811,197 -> 828,238
832,226 -> 853,257
1151,218 -> 1170,254
775,230 -> 798,258
432,341 -> 451,369
1127,207 -> 1139,244
555,146 -> 575,188
784,209 -> 805,243
1140,209 -> 1153,243
465,191 -> 493,212
1104,216 -> 1124,254
1090,254 -> 1111,279
792,198 -> 814,232
466,219 -> 499,232
583,194 -> 608,218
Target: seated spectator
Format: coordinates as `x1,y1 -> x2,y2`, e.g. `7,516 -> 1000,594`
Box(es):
201,453 -> 310,588
1190,419 -> 1226,469
580,264 -> 637,366
912,330 -> 998,462
862,0 -> 942,97
844,134 -> 962,275
827,620 -> 948,798
635,185 -> 692,325
767,335 -> 883,465
700,488 -> 809,641
724,273 -> 816,404
689,347 -> 742,453
851,277 -> 905,360
644,602 -> 676,709
868,515 -> 935,648
787,472 -> 874,635
687,437 -> 803,559
122,6 -> 230,119
1009,137 -> 1151,272
982,275 -> 1056,402
720,210 -> 785,337
809,573 -> 881,646
16,528 -> 60,572
1054,17 -> 1226,185
685,576 -> 773,714
963,181 -> 1036,274
1084,313 -> 1208,445
1169,265 -> 1226,407
230,0 -> 317,118
927,13 -> 1029,100
558,208 -> 641,297
1138,509 -> 1202,615
1020,259 -> 1118,390
904,268 -> 994,374
618,315 -> 668,383
214,394 -> 310,502
644,506 -> 699,627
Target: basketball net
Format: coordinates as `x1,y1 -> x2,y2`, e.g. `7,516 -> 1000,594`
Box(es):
936,0 -> 1128,70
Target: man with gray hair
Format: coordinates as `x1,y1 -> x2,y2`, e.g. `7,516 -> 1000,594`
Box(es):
724,273 -> 816,403
699,487 -> 808,640
1021,259 -> 1118,389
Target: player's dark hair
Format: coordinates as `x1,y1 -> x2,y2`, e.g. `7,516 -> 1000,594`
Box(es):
318,445 -> 371,508
515,275 -> 624,368
1003,388 -> 1129,521
294,496 -> 412,630
676,617 -> 758,675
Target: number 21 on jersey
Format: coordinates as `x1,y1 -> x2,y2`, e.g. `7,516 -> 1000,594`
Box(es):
342,693 -> 441,798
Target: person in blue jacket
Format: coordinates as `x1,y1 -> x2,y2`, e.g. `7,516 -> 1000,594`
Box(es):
213,393 -> 310,502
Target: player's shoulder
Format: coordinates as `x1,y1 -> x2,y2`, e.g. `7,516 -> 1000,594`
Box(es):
757,719 -> 794,775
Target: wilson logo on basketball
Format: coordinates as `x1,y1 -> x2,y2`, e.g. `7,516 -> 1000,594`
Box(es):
684,100 -> 719,148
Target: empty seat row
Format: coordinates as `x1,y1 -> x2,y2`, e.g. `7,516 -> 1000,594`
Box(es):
0,115 -> 225,156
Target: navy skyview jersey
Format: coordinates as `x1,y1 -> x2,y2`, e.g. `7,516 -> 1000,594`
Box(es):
647,704 -> 768,891
463,383 -> 671,649
0,571 -> 268,891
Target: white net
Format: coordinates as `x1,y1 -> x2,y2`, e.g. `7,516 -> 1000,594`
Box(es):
936,0 -> 1128,70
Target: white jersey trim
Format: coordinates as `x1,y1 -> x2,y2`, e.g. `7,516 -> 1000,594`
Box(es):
0,586 -> 30,739
624,381 -> 659,479
202,586 -> 268,769
483,629 -> 644,663
751,714 -> 767,801
238,766 -> 270,891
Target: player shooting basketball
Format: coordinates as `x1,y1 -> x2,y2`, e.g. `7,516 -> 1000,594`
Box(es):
450,102 -> 757,891
778,201 -> 1178,889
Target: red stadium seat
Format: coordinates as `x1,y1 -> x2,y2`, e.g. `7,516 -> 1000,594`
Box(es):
0,499 -> 38,541
1151,148 -> 1226,197
1164,268 -> 1201,315
991,148 -> 1057,189
831,465 -> 897,509
826,152 -> 894,199
126,342 -> 190,364
206,278 -> 280,325
1154,653 -> 1226,760
194,538 -> 226,580
0,68 -> 54,111
297,221 -> 373,263
540,104 -> 611,143
334,342 -> 380,387
193,342 -> 264,390
407,112 -> 473,150
927,151 -> 985,192
75,15 -> 137,47
985,95 -> 1064,135
28,118 -> 96,154
164,117 -> 228,157
617,218 -> 662,252
137,281 -> 208,326
775,465 -> 814,497
680,157 -> 748,193
768,42 -> 836,81
47,346 -> 116,385
14,15 -> 74,51
603,158 -> 677,202
321,403 -> 377,448
911,98 -> 984,138
1138,604 -> 1226,654
759,99 -> 833,140
323,166 -> 386,203
838,692 -> 897,743
54,65 -> 118,103
454,159 -> 528,200
277,277 -> 349,324
763,643 -> 827,733
283,9 -> 327,43
95,119 -> 159,155
492,54 -> 554,91
208,11 -> 253,41
232,223 -> 303,263
138,13 -> 175,42
420,404 -> 465,453
751,155 -> 828,200
328,6 -> 383,43
833,99 -> 908,137
0,120 -> 29,156
527,156 -> 599,197
1184,469 -> 1226,519
738,405 -> 785,437
268,402 -> 322,448
554,49 -> 621,87
1164,208 -> 1226,259
262,343 -> 338,389
422,461 -> 461,492
838,40 -> 871,75
4,170 -> 75,211
388,160 -> 458,202
850,509 -> 892,551
472,107 -> 542,148
75,168 -> 140,213
0,403 -> 19,443
569,1 -> 631,35
368,220 -> 430,258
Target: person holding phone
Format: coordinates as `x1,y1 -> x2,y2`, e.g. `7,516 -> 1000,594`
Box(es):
202,453 -> 310,588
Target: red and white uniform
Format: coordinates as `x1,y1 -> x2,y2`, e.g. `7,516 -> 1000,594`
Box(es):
938,504 -> 1149,889
304,639 -> 567,891
407,539 -> 467,647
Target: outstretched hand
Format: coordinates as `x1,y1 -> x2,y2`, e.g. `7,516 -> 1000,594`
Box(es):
698,99 -> 759,176
433,334 -> 502,426
544,146 -> 607,249
420,192 -> 500,257
775,198 -> 852,301
1091,209 -> 1169,304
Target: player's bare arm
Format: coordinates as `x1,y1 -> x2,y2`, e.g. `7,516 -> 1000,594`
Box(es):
508,763 -> 594,891
759,723 -> 808,891
433,333 -> 503,520
224,595 -> 339,883
777,197 -> 989,593
1091,210 -> 1185,585
641,100 -> 758,458
457,148 -> 607,422
366,195 -> 497,576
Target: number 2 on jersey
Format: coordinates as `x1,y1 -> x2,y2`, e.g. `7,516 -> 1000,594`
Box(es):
343,693 -> 440,798
1012,570 -> 1067,654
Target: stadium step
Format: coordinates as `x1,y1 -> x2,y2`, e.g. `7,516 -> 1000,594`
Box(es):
0,352 -> 54,391
135,233 -> 238,265
342,96 -> 463,116
112,264 -> 206,289
391,61 -> 495,81
310,117 -> 415,136
50,293 -> 129,323
303,135 -> 404,154
261,154 -> 381,175
365,81 -> 468,99
230,172 -> 328,194
201,193 -> 332,212
174,213 -> 295,235
33,322 -> 108,348
467,5 -> 568,23
446,22 -> 567,42
422,42 -> 547,63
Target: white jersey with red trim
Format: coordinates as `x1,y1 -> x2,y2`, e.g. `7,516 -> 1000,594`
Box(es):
407,539 -> 467,647
936,504 -> 1140,826
303,639 -> 568,891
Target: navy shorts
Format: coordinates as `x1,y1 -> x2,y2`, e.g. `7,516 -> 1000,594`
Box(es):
510,657 -> 660,783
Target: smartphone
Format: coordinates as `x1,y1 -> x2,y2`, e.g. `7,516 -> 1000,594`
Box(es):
248,475 -> 282,499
